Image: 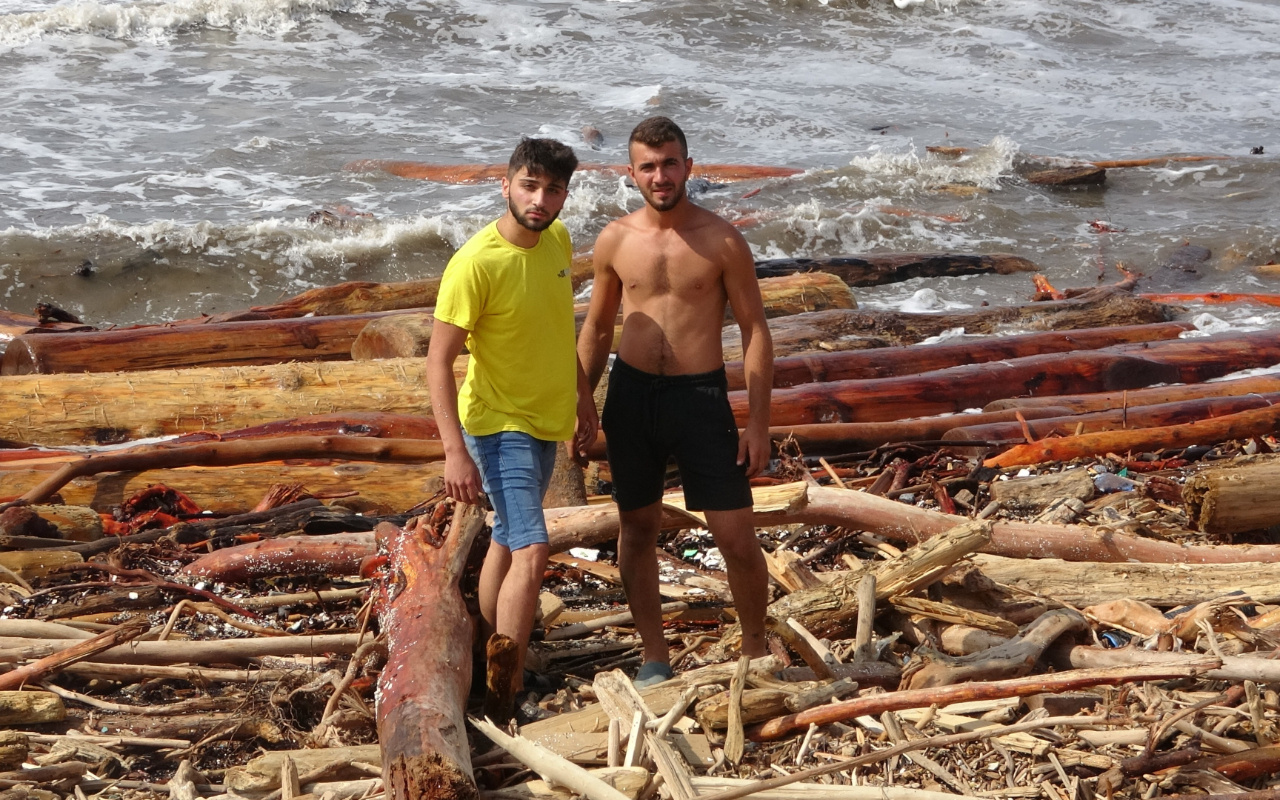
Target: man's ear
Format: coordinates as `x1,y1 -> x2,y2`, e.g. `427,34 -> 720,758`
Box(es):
500,176 -> 511,199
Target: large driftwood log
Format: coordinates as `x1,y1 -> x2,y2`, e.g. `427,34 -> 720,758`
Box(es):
732,329 -> 1280,426
180,533 -> 378,583
725,283 -> 1173,358
8,435 -> 445,506
945,393 -> 1280,448
0,633 -> 362,665
752,253 -> 1036,285
377,505 -> 487,800
1,311 -> 410,375
985,404 -> 1280,468
726,322 -> 1191,390
0,462 -> 443,515
970,553 -> 1280,607
1064,646 -> 1280,684
1183,454 -> 1280,536
0,310 -> 92,338
985,373 -> 1280,414
770,408 -> 1075,455
0,358 -> 432,446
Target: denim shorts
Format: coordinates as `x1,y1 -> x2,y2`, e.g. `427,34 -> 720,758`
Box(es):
463,430 -> 558,551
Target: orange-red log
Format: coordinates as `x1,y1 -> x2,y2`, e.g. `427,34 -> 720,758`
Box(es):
985,374 -> 1280,414
985,404 -> 1280,468
343,160 -> 802,183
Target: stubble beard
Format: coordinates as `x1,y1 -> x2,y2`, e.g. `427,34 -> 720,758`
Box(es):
509,196 -> 558,233
641,180 -> 685,213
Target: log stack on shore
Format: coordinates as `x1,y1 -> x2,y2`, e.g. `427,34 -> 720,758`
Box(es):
3,253 -> 1280,800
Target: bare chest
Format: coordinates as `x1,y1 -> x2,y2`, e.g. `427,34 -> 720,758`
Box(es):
614,236 -> 724,301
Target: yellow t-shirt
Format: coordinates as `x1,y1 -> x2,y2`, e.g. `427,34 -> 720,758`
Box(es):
434,219 -> 576,442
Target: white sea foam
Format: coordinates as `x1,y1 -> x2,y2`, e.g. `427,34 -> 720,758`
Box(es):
0,0 -> 366,44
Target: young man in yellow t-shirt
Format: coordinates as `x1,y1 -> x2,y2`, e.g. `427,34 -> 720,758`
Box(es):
426,138 -> 598,717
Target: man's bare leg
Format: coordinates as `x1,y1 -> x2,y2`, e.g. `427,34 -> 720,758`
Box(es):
704,507 -> 769,658
618,502 -> 670,666
493,542 -> 550,681
477,539 -> 511,646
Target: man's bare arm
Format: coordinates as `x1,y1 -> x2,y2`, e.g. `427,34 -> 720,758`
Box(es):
722,229 -> 773,477
576,225 -> 625,391
426,319 -> 482,504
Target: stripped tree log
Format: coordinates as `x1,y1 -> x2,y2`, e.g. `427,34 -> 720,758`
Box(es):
985,405 -> 1280,468
180,533 -> 378,583
0,633 -> 363,665
726,282 -> 1173,358
0,310 -> 92,338
1183,454 -> 1280,536
770,408 -> 1075,456
7,435 -> 445,506
749,662 -> 1218,741
1,311 -> 410,375
944,393 -> 1280,449
726,322 -> 1191,390
984,374 -> 1280,414
0,462 -> 444,515
735,329 -> 1280,427
377,504 -> 487,800
0,358 -> 432,446
752,253 -> 1036,285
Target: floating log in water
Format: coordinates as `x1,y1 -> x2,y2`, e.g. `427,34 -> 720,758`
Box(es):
985,405 -> 1280,469
343,160 -> 803,184
752,253 -> 1036,286
735,331 -> 1280,426
725,322 -> 1192,390
727,282 -> 1173,358
1,311 -> 411,375
0,310 -> 92,339
1140,292 -> 1280,308
0,358 -> 431,447
376,505 -> 486,800
944,393 -> 1280,449
984,373 -> 1280,414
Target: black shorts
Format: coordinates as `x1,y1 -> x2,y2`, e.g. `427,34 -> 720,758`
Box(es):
601,357 -> 754,513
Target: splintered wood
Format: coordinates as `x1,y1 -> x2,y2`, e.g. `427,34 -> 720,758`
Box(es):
2,274 -> 1280,800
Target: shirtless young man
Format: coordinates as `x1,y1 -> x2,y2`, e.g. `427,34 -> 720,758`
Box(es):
427,138 -> 598,714
577,117 -> 773,688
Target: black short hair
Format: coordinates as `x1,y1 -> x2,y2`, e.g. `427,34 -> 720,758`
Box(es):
508,137 -> 578,185
628,116 -> 688,159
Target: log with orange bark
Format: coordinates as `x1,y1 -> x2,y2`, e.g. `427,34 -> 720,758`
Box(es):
984,404 -> 1280,468
7,435 -> 446,507
770,407 -> 1075,455
1140,292 -> 1280,308
343,160 -> 803,183
733,330 -> 1280,427
1,311 -> 415,375
376,503 -> 487,800
748,661 -> 1217,741
944,393 -> 1280,449
727,321 -> 1191,390
985,373 -> 1280,415
0,310 -> 93,338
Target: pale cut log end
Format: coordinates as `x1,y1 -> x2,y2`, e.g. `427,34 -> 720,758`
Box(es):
385,752 -> 478,800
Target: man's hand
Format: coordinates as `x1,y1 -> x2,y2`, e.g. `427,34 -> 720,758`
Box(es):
444,450 -> 483,505
570,391 -> 601,467
736,423 -> 771,478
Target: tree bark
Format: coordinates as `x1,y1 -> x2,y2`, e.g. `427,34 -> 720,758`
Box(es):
984,373 -> 1280,414
752,253 -> 1036,286
944,392 -> 1280,448
0,462 -> 444,515
180,532 -> 378,583
1,311 -> 409,375
985,404 -> 1280,469
1183,454 -> 1280,536
376,504 -> 487,800
769,408 -> 1075,455
726,322 -> 1191,390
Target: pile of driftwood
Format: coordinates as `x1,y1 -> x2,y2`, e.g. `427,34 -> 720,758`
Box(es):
3,251 -> 1280,800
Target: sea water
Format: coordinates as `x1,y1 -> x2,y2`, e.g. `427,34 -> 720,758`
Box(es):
0,0 -> 1276,329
